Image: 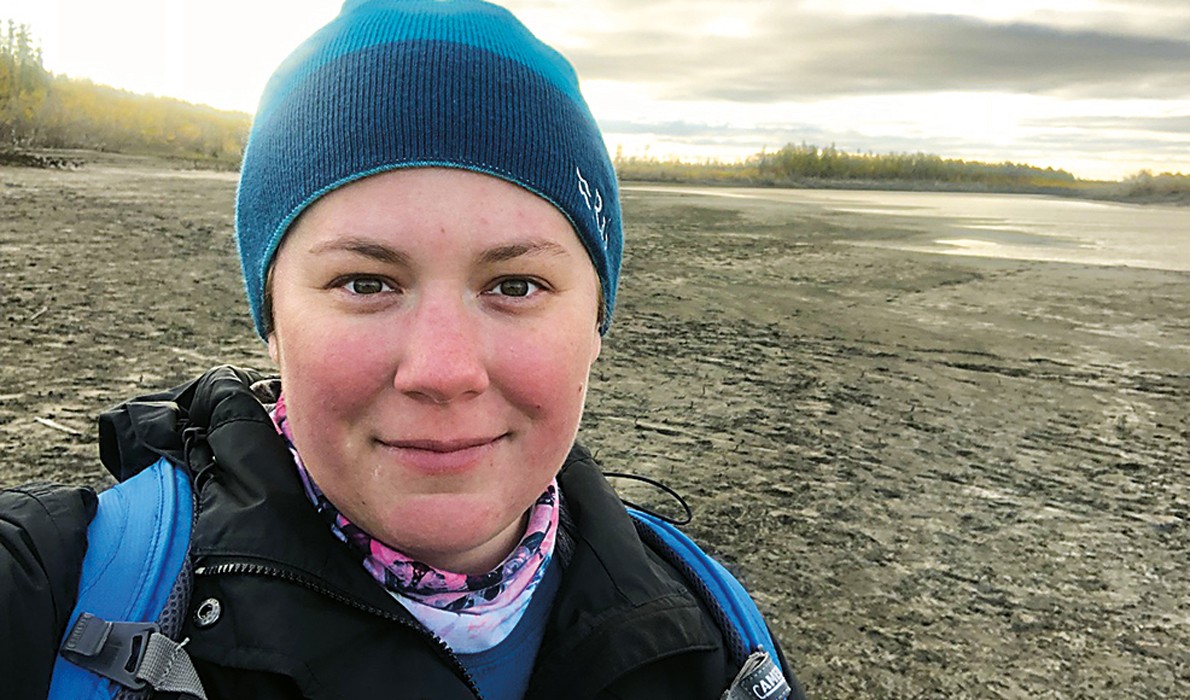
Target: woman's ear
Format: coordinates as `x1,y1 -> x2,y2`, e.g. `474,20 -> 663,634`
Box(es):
589,328 -> 602,366
267,333 -> 280,365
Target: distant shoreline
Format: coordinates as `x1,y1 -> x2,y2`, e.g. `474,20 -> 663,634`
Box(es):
618,174 -> 1190,207
0,147 -> 240,173
3,147 -> 1185,206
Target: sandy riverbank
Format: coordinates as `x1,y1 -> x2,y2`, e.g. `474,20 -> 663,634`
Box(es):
2,156 -> 1187,698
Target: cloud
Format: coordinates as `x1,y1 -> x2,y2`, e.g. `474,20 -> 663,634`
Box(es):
1025,114 -> 1190,134
603,114 -> 1185,179
564,10 -> 1190,102
600,117 -> 1002,159
598,119 -> 812,142
505,0 -> 1189,178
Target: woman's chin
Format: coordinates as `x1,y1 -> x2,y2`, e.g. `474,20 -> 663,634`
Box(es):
370,498 -> 527,574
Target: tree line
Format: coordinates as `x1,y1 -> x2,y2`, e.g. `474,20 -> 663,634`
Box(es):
1115,170 -> 1190,201
756,144 -> 1076,186
615,143 -> 1080,191
1,21 -> 248,164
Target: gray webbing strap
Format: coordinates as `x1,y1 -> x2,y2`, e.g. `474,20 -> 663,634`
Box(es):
61,613 -> 208,700
137,634 -> 208,700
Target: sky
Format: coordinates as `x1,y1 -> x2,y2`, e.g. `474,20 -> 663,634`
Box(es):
6,0 -> 1189,180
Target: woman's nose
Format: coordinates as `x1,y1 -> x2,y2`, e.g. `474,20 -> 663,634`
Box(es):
392,295 -> 490,404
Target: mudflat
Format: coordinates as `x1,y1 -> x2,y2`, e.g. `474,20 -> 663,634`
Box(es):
2,154 -> 1187,698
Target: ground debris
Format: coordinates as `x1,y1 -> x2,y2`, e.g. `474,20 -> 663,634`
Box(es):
0,149 -> 84,169
33,416 -> 84,437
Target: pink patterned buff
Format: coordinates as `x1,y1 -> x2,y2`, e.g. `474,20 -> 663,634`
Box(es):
270,393 -> 559,653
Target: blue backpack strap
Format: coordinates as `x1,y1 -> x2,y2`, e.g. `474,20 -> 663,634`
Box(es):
48,457 -> 202,699
628,509 -> 794,700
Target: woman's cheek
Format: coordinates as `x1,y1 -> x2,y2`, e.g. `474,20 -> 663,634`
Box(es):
286,322 -> 394,406
499,337 -> 591,417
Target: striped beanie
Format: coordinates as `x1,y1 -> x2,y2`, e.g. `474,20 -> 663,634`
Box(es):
236,0 -> 622,337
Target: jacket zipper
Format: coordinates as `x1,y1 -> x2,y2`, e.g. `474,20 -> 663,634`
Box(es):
194,561 -> 485,699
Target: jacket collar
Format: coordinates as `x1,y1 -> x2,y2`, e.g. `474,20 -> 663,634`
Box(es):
103,366 -> 719,693
100,366 -> 401,612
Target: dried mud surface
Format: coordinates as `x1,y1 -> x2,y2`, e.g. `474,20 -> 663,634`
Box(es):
2,155 -> 1187,698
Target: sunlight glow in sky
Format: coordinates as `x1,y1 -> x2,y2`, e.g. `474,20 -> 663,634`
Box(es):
6,0 -> 1189,180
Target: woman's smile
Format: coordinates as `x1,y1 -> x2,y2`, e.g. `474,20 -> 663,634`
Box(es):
376,434 -> 509,475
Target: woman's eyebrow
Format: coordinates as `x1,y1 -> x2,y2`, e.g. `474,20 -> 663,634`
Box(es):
308,237 -> 410,266
478,240 -> 571,265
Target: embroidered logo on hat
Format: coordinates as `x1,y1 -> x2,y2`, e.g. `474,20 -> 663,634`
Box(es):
575,167 -> 609,245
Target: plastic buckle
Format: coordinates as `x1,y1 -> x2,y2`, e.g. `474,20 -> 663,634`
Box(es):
61,612 -> 160,689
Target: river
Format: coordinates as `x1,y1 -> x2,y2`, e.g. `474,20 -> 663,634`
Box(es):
623,185 -> 1190,272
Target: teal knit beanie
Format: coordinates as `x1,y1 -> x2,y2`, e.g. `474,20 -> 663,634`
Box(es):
236,0 -> 621,337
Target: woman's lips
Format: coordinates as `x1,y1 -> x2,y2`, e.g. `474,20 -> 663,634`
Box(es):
387,437 -> 500,452
377,435 -> 505,474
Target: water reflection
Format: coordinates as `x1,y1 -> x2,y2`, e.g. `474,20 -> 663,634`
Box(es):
625,185 -> 1190,272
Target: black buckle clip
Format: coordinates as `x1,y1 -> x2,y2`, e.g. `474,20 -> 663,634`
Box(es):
61,612 -> 159,689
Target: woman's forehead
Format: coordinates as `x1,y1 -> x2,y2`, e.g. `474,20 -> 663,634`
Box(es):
280,168 -> 591,267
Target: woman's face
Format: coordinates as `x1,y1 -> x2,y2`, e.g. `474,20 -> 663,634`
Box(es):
268,167 -> 602,574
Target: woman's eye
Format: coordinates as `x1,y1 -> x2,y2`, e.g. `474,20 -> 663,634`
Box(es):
343,277 -> 391,295
490,278 -> 539,298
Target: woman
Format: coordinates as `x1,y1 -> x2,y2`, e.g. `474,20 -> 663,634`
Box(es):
2,1 -> 804,698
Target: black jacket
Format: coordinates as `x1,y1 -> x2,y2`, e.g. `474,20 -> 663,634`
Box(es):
2,366 -> 806,699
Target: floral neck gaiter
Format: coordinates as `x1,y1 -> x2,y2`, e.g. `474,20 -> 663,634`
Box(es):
270,393 -> 559,653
